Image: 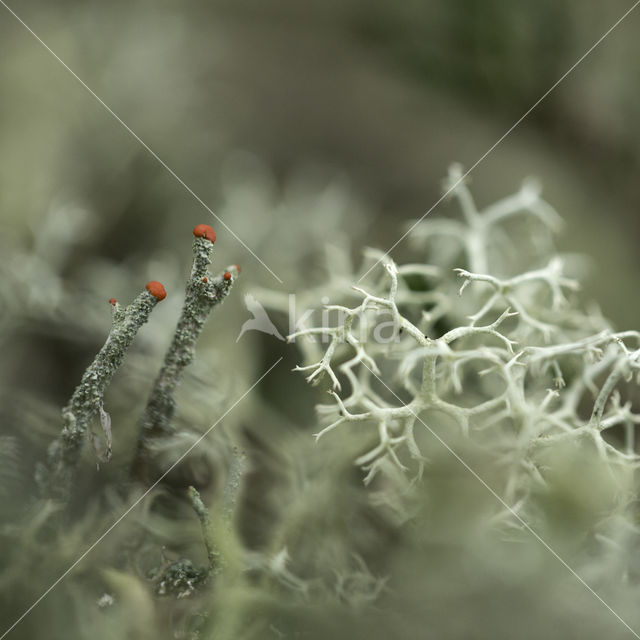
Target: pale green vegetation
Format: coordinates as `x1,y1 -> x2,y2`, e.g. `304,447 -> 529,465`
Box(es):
3,169 -> 640,639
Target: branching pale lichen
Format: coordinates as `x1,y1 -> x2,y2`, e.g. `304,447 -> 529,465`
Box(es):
286,164 -> 640,530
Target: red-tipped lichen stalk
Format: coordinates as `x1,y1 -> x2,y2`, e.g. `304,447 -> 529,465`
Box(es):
132,225 -> 239,483
44,282 -> 166,503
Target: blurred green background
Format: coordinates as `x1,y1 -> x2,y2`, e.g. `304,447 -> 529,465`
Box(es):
2,0 -> 640,407
2,0 -> 640,311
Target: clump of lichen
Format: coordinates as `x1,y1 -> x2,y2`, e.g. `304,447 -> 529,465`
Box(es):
152,560 -> 208,598
277,165 -> 640,635
4,169 -> 640,640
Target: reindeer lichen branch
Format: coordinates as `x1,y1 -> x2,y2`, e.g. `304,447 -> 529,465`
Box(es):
284,166 -> 640,492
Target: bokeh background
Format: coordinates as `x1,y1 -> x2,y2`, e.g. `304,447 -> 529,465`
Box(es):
2,1 -> 640,638
2,0 -> 640,432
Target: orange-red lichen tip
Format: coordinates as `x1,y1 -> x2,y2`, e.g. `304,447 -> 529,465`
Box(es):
223,271 -> 232,281
234,264 -> 241,273
108,297 -> 117,305
145,281 -> 167,301
193,224 -> 216,243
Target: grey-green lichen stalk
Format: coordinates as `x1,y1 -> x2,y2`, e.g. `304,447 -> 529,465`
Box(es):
132,224 -> 240,482
44,282 -> 166,502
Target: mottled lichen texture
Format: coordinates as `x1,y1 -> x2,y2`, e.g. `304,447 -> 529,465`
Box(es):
148,486 -> 219,599
288,164 -> 640,560
132,226 -> 239,483
44,286 -> 164,503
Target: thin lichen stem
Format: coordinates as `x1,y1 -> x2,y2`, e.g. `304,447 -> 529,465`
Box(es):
187,486 -> 219,575
221,446 -> 247,525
